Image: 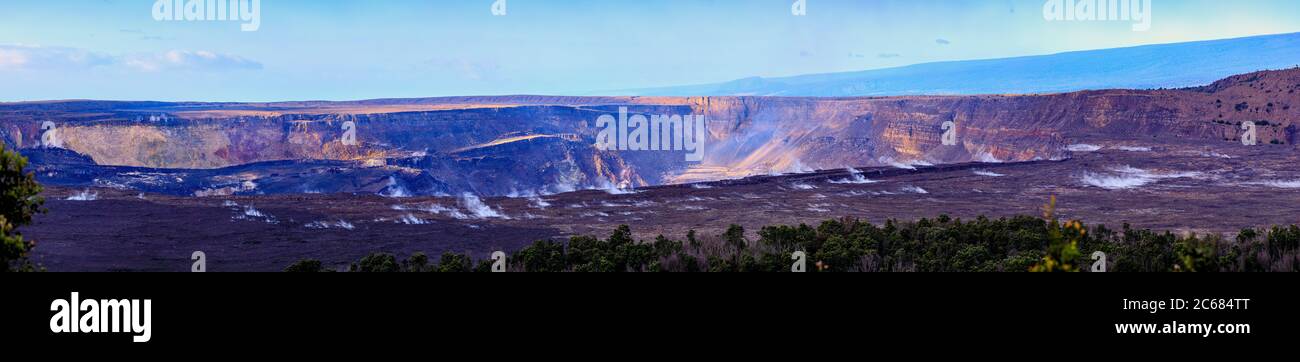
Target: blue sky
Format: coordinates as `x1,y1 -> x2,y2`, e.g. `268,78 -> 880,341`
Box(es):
2,0 -> 1299,102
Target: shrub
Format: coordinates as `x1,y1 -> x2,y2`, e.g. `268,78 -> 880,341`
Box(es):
0,145 -> 45,273
351,253 -> 399,273
514,240 -> 566,272
436,252 -> 475,273
402,252 -> 429,272
284,259 -> 324,273
314,203 -> 1300,273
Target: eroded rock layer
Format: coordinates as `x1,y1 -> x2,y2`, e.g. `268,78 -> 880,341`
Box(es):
3,69 -> 1298,197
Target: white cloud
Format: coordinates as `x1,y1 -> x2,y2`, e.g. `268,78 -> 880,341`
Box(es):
0,45 -> 113,70
124,50 -> 262,72
0,45 -> 260,73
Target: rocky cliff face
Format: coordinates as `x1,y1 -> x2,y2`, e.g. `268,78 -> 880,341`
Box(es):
4,68 -> 1297,197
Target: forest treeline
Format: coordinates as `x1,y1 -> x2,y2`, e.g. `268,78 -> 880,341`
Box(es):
289,198 -> 1300,273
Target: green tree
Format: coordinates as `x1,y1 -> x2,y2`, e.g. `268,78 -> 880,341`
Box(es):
1031,196 -> 1083,273
515,240 -> 566,272
350,252 -> 399,272
284,259 -> 324,272
0,144 -> 45,272
435,252 -> 475,273
723,224 -> 747,250
402,252 -> 430,272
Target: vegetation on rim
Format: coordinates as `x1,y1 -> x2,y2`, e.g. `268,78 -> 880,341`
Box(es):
294,196 -> 1300,273
0,145 -> 45,272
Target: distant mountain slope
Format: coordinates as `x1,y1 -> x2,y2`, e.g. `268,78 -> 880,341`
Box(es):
617,32 -> 1300,97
